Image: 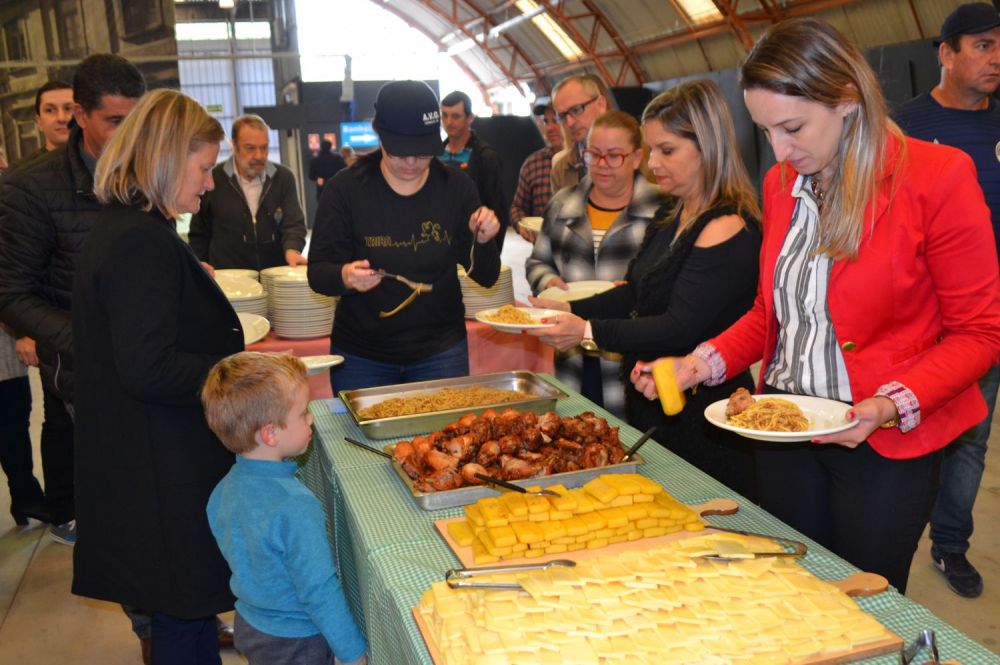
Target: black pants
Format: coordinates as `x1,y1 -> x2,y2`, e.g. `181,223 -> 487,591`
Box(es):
151,612 -> 220,665
755,441 -> 940,594
41,386 -> 75,524
0,376 -> 43,509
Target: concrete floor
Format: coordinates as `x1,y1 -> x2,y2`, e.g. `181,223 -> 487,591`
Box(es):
0,232 -> 997,662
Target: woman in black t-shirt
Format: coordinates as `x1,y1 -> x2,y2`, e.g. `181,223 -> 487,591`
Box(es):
308,81 -> 500,392
528,80 -> 762,498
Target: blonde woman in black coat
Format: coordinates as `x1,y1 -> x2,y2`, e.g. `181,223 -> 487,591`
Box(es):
73,89 -> 242,664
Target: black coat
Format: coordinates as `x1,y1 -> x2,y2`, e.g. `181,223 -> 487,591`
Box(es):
188,160 -> 307,271
0,128 -> 101,402
72,202 -> 244,618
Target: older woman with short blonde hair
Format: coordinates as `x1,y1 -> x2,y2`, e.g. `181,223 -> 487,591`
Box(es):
74,88 -> 243,663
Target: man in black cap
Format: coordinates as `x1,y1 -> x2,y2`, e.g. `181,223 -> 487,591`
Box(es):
893,2 -> 1000,599
307,80 -> 500,393
510,101 -> 565,242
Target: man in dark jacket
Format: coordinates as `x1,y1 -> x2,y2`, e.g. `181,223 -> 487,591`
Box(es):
308,139 -> 346,201
439,90 -> 509,249
0,53 -> 146,544
189,114 -> 308,270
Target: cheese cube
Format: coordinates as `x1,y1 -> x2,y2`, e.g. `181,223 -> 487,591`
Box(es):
472,540 -> 500,565
511,520 -> 542,544
586,537 -> 609,550
465,504 -> 485,526
501,492 -> 529,518
447,520 -> 476,547
564,517 -> 588,537
602,507 -> 629,529
486,524 -> 517,548
583,477 -> 619,504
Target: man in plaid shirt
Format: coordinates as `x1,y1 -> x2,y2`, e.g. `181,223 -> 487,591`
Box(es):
511,102 -> 564,242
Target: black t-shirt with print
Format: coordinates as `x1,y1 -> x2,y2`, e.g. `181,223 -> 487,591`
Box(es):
308,152 -> 500,364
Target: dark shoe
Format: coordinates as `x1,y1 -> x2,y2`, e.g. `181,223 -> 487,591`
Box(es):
216,616 -> 235,649
140,636 -> 151,665
49,520 -> 76,545
931,546 -> 983,598
10,500 -> 50,526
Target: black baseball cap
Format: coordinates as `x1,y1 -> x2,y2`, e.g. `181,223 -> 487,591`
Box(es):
935,3 -> 1000,46
373,80 -> 442,157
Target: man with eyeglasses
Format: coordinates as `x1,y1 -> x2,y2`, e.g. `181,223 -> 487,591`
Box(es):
510,102 -> 565,242
551,74 -> 611,193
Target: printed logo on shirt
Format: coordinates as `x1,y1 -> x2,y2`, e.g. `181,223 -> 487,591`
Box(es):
363,220 -> 453,251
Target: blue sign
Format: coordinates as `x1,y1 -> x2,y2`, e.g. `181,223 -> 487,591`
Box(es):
341,121 -> 379,149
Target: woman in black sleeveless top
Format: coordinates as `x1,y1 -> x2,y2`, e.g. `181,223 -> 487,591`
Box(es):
528,80 -> 762,499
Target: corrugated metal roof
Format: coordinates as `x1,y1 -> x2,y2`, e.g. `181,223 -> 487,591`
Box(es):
375,0 -> 969,104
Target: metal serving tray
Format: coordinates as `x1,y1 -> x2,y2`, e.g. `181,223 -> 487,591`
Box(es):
339,371 -> 568,440
384,445 -> 646,511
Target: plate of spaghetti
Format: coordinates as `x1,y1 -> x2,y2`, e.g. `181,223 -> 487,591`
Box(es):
704,389 -> 860,442
475,305 -> 559,333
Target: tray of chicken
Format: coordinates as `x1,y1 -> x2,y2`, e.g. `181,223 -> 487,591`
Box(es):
340,371 -> 568,440
385,408 -> 645,510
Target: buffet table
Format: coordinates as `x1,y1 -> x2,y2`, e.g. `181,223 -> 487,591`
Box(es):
248,320 -> 554,399
299,375 -> 997,664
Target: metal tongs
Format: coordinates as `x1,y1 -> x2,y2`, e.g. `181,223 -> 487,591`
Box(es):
474,473 -> 561,497
900,629 -> 941,665
376,270 -> 433,318
446,559 -> 576,589
700,525 -> 808,561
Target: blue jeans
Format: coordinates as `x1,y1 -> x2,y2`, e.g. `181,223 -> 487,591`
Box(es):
330,339 -> 470,393
930,362 -> 999,553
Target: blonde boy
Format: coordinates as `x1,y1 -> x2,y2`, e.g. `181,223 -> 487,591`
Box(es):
202,352 -> 367,665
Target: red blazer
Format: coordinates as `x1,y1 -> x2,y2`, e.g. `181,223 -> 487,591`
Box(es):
709,135 -> 1000,459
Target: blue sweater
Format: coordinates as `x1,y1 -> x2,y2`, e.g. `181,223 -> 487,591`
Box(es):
207,456 -> 367,662
894,93 -> 1000,263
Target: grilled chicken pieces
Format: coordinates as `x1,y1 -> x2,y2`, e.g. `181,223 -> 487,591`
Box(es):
393,409 -> 624,493
725,387 -> 756,418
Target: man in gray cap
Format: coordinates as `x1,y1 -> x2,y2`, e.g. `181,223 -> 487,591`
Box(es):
307,80 -> 500,393
510,101 -> 565,242
893,2 -> 1000,599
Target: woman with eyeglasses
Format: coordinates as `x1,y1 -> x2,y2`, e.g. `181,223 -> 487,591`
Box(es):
308,81 -> 500,393
525,110 -> 666,417
631,19 -> 1000,593
528,82 -> 762,499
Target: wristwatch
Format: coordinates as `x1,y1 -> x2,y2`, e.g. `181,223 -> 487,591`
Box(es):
580,321 -> 598,352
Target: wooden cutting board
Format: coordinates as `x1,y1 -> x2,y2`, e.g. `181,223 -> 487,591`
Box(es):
412,571 -> 902,665
434,497 -> 739,568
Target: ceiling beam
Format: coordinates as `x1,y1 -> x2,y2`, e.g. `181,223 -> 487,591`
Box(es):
664,0 -> 716,71
712,0 -> 756,52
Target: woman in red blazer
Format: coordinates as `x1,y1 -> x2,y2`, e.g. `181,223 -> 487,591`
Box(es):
632,18 -> 1000,593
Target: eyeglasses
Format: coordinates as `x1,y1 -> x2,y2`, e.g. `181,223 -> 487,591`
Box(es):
555,96 -> 599,123
582,148 -> 638,168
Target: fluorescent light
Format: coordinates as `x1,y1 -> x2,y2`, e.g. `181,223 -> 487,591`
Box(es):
675,0 -> 723,25
487,5 -> 545,39
514,0 -> 582,61
218,0 -> 235,9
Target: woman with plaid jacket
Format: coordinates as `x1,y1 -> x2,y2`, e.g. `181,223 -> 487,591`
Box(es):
525,111 -> 666,417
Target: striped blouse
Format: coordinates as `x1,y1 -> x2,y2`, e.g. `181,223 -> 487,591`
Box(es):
762,175 -> 852,402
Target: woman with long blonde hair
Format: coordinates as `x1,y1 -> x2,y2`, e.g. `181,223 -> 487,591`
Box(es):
530,81 -> 762,497
632,18 -> 1000,593
74,89 -> 242,663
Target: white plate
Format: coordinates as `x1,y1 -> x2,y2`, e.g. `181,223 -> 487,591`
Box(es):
237,312 -> 270,346
704,394 -> 861,443
538,280 -> 616,303
216,275 -> 264,298
215,268 -> 259,281
474,307 -> 560,333
519,216 -> 543,233
300,355 -> 345,374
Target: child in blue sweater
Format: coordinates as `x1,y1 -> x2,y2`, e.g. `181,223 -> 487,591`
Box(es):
202,352 -> 367,665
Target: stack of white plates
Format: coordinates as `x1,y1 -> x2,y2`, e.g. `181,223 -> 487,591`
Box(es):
216,274 -> 268,317
260,266 -> 307,319
267,270 -> 337,339
215,268 -> 259,282
457,264 -> 515,319
236,312 -> 271,345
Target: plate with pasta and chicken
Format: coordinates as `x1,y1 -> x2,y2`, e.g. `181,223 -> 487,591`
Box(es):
704,388 -> 860,442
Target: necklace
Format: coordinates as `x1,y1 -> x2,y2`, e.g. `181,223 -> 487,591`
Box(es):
809,177 -> 825,207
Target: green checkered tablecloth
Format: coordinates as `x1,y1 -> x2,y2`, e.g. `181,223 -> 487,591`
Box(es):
300,375 -> 999,665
